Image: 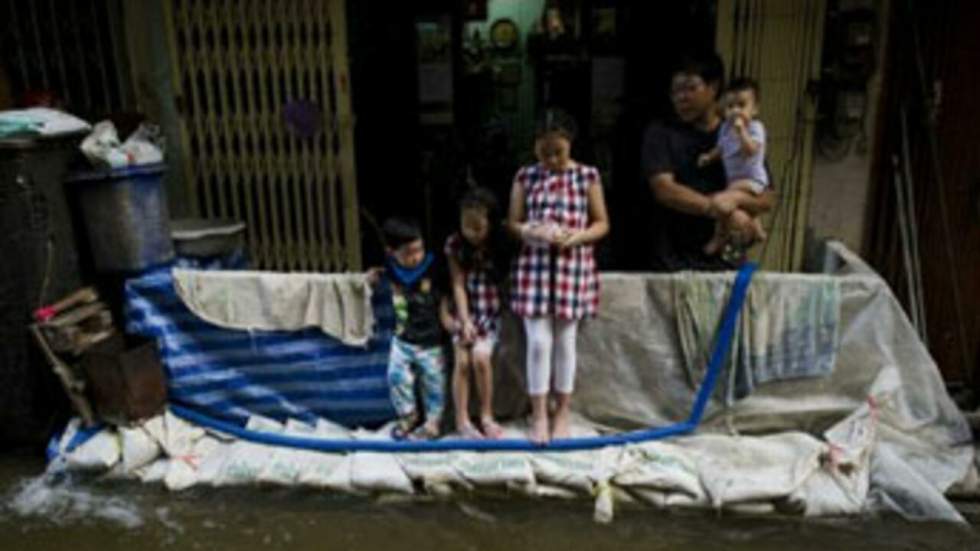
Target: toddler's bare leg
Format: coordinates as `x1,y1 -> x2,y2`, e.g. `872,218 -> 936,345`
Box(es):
727,179 -> 761,196
721,180 -> 767,246
704,219 -> 727,255
749,216 -> 767,242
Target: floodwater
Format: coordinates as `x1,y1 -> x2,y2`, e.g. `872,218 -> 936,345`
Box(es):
1,453 -> 978,551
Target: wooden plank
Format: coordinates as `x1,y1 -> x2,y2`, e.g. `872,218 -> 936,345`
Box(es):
29,325 -> 97,426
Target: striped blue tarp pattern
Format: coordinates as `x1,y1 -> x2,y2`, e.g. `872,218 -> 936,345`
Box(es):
124,266 -> 397,428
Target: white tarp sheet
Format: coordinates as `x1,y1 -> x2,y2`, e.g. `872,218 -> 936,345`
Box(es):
50,242 -> 974,522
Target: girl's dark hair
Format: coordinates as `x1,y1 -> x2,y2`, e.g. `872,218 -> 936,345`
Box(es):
382,216 -> 422,248
534,107 -> 577,141
456,186 -> 512,281
459,185 -> 498,214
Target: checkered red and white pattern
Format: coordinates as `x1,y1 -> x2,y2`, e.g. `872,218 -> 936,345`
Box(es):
444,233 -> 502,340
510,163 -> 600,320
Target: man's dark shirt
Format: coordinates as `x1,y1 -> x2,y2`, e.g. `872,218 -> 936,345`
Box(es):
641,119 -> 731,271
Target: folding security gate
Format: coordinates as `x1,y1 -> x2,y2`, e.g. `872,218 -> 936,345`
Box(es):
164,0 -> 361,271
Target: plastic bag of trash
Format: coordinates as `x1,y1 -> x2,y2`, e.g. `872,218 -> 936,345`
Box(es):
80,121 -> 163,168
122,123 -> 164,164
80,121 -> 126,167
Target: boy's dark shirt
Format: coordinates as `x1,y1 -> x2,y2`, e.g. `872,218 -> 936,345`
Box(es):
386,254 -> 445,347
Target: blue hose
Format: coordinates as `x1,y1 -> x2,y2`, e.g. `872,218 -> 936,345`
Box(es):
170,263 -> 756,453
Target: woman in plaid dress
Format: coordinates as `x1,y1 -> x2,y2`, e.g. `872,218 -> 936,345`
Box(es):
506,109 -> 610,444
441,187 -> 509,439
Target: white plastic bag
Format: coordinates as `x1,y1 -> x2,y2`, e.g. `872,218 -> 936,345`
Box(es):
80,121 -> 163,168
121,123 -> 164,165
80,121 -> 127,168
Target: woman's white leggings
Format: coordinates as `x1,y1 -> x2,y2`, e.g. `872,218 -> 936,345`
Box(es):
523,317 -> 578,396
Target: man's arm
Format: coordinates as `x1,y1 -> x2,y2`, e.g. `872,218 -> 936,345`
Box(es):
653,171 -> 775,219
649,172 -> 716,218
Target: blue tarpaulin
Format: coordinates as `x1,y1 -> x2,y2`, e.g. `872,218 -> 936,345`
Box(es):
125,265 -> 397,427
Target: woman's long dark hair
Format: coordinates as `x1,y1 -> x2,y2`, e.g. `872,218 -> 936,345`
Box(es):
456,186 -> 512,283
534,107 -> 577,141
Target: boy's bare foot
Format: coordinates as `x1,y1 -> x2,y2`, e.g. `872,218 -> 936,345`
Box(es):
551,411 -> 571,440
529,415 -> 550,445
390,414 -> 419,440
408,420 -> 440,441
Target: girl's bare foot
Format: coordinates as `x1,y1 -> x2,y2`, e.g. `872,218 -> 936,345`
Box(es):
551,410 -> 571,440
458,422 -> 484,440
480,416 -> 504,440
529,415 -> 550,445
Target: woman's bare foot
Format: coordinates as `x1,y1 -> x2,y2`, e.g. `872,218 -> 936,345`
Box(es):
529,415 -> 550,445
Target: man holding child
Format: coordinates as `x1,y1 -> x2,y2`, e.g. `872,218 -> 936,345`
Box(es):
641,51 -> 775,271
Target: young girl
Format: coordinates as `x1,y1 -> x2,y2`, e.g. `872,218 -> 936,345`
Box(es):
506,109 -> 610,444
441,187 -> 508,439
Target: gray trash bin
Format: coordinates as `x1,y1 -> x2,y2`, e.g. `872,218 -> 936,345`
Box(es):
67,163 -> 174,272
